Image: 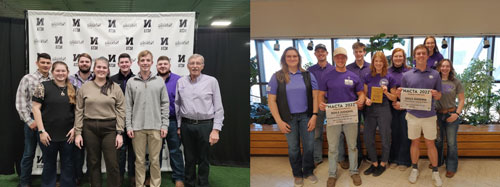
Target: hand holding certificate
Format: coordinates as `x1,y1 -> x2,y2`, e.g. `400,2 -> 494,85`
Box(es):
326,101 -> 359,126
400,88 -> 432,111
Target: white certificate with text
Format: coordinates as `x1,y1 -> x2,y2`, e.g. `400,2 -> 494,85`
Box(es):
326,101 -> 358,126
400,88 -> 432,111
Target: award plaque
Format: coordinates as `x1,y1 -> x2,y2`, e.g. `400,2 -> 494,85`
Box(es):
371,87 -> 383,103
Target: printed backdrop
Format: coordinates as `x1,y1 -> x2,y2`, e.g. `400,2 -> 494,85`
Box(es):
27,10 -> 195,174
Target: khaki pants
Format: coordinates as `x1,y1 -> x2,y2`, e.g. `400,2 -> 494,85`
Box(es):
132,130 -> 162,187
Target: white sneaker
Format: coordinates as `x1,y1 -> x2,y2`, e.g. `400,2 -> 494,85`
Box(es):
306,174 -> 318,184
408,168 -> 419,184
432,171 -> 443,187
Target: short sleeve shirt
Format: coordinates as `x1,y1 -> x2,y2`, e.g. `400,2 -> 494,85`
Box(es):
388,66 -> 410,88
32,81 -> 75,142
436,78 -> 464,110
363,73 -> 395,99
320,69 -> 363,103
401,68 -> 442,117
268,70 -> 318,114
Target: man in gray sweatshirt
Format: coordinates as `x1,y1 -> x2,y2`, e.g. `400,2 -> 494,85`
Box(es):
125,50 -> 169,187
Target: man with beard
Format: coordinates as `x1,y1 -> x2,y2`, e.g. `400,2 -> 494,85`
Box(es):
156,56 -> 185,187
110,53 -> 136,186
68,53 -> 94,186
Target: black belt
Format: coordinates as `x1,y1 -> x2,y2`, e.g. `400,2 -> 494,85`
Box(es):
84,118 -> 116,122
181,117 -> 213,124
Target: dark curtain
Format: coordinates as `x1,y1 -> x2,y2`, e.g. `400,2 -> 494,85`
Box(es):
0,17 -> 27,174
195,28 -> 250,167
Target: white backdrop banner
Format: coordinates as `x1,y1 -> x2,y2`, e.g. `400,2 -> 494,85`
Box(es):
27,10 -> 195,175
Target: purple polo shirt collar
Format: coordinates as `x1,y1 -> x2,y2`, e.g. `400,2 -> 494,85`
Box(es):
267,70 -> 318,114
346,61 -> 371,81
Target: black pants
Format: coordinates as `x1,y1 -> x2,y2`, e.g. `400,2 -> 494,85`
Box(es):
181,119 -> 213,187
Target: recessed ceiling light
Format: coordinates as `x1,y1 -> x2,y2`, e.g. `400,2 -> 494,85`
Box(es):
211,20 -> 231,27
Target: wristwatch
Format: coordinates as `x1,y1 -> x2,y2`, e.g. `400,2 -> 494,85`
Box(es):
116,130 -> 124,135
38,129 -> 46,134
312,113 -> 318,116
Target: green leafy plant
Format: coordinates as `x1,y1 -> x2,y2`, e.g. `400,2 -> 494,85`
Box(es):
250,56 -> 258,88
303,61 -> 314,70
457,58 -> 498,125
365,33 -> 405,54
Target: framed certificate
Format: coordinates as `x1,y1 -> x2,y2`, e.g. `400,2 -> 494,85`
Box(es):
326,101 -> 359,126
400,88 -> 432,111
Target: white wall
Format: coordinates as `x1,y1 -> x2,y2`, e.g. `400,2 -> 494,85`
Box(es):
251,0 -> 500,39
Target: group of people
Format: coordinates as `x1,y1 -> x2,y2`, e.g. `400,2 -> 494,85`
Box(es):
16,51 -> 224,187
268,36 -> 464,187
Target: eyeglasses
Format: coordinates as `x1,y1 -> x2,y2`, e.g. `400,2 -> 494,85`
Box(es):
188,62 -> 204,66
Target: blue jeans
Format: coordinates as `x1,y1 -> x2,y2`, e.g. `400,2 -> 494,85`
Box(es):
327,123 -> 359,177
119,128 -> 136,177
436,113 -> 460,172
364,101 -> 392,163
20,124 -> 39,186
285,113 -> 314,178
389,109 -> 411,166
40,141 -> 75,187
159,120 -> 185,182
314,111 -> 346,164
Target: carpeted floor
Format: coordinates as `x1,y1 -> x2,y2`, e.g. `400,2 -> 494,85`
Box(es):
0,165 -> 249,187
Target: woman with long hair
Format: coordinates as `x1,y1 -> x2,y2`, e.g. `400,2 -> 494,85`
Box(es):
435,59 -> 464,178
267,47 -> 319,186
32,61 -> 76,187
362,51 -> 397,177
74,57 -> 125,186
388,48 -> 412,171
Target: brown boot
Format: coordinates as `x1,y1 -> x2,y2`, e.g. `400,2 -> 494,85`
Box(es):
446,171 -> 455,178
144,177 -> 150,186
327,177 -> 337,187
351,174 -> 362,186
175,180 -> 185,187
339,160 -> 349,169
129,176 -> 136,187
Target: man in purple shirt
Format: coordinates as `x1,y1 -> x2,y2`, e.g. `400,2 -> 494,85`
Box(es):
398,45 -> 442,186
345,42 -> 370,167
319,47 -> 365,187
175,54 -> 224,187
307,44 -> 349,169
156,56 -> 185,187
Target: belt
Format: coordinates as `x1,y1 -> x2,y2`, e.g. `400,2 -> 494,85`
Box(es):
84,118 -> 116,122
437,107 -> 456,114
181,117 -> 213,124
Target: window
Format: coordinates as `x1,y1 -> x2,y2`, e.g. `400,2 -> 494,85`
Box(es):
334,38 -> 372,63
453,37 -> 488,74
493,37 -> 500,81
296,39 -> 333,68
262,39 -> 293,82
413,37 -> 451,59
250,40 -> 260,103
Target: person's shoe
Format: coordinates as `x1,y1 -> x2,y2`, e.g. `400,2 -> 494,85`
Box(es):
326,177 -> 337,187
446,171 -> 456,178
144,177 -> 150,186
175,180 -> 185,187
314,160 -> 323,168
372,165 -> 386,177
408,168 -> 419,184
294,177 -> 304,187
363,164 -> 377,175
339,160 -> 349,169
389,163 -> 398,169
432,171 -> 443,187
429,164 -> 433,169
306,174 -> 318,184
351,174 -> 362,186
398,165 -> 408,171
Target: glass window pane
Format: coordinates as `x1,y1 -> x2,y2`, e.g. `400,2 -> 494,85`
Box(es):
250,84 -> 261,103
413,37 -> 451,58
296,39 -> 333,69
453,37 -> 487,74
334,38 -> 372,63
493,37 -> 500,80
262,39 -> 293,82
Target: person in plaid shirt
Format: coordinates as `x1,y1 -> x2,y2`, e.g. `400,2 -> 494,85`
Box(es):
15,53 -> 52,187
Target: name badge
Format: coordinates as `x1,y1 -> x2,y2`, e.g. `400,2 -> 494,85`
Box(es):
344,79 -> 353,86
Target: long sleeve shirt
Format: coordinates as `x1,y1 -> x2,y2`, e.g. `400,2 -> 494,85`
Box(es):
15,70 -> 52,125
74,81 -> 125,135
125,73 -> 169,131
175,74 -> 224,131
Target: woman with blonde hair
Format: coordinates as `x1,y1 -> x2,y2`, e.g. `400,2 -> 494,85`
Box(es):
32,61 -> 76,187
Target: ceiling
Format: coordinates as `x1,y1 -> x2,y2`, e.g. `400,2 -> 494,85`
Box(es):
0,0 -> 249,27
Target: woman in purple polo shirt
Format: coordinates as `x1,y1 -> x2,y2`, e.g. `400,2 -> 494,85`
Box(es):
435,59 -> 464,178
412,36 -> 444,69
388,48 -> 413,171
268,47 -> 319,186
362,51 -> 397,177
